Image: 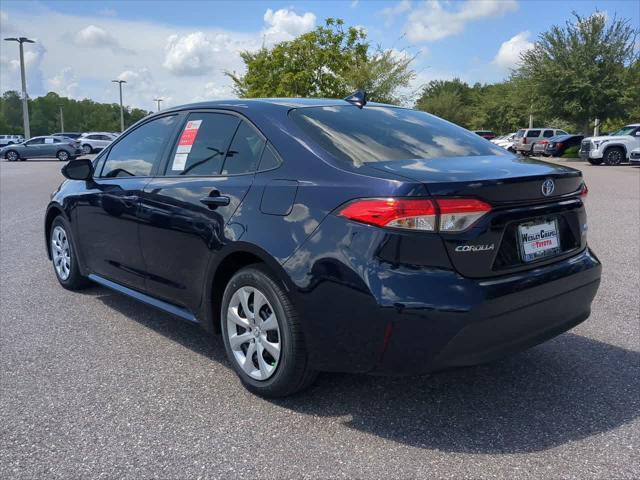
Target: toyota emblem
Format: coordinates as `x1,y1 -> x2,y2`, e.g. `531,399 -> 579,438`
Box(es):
541,178 -> 555,196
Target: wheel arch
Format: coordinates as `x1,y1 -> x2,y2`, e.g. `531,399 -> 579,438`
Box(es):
44,203 -> 67,259
200,243 -> 294,334
603,143 -> 628,157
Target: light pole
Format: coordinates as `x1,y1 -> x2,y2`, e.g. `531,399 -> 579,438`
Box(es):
111,79 -> 127,132
153,98 -> 163,112
4,37 -> 35,140
58,105 -> 64,132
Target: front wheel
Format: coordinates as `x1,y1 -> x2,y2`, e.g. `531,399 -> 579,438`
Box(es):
604,147 -> 624,166
5,150 -> 19,161
221,265 -> 317,397
50,217 -> 89,290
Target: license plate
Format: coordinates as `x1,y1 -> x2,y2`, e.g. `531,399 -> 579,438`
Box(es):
518,219 -> 561,262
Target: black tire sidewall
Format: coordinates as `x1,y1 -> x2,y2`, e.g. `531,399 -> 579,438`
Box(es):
604,147 -> 623,165
220,266 -> 303,396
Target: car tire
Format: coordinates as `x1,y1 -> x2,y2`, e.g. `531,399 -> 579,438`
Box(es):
5,150 -> 19,161
49,216 -> 90,290
56,150 -> 70,162
221,265 -> 317,397
603,147 -> 624,166
82,144 -> 93,155
588,157 -> 603,165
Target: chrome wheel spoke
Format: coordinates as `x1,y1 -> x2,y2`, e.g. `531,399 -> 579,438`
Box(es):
253,290 -> 267,317
239,288 -> 253,321
51,226 -> 71,280
261,337 -> 280,359
257,343 -> 273,378
229,331 -> 253,349
260,314 -> 277,331
227,306 -> 250,329
242,342 -> 257,374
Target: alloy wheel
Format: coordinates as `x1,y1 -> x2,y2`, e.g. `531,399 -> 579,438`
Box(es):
605,149 -> 622,165
6,151 -> 18,161
82,145 -> 92,154
226,286 -> 281,381
58,151 -> 69,161
51,225 -> 71,280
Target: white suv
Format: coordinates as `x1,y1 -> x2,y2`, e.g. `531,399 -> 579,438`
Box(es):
79,132 -> 117,154
0,134 -> 24,146
514,128 -> 568,155
580,124 -> 640,165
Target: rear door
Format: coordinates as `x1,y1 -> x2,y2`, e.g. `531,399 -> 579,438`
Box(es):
74,114 -> 181,290
138,111 -> 265,310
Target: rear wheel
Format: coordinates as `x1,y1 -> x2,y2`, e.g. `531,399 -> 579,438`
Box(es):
56,150 -> 70,162
50,216 -> 89,290
603,147 -> 624,166
221,265 -> 316,397
82,144 -> 93,155
5,150 -> 19,161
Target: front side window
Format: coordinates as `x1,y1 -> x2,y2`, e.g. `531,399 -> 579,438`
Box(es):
167,112 -> 240,176
543,130 -> 554,138
26,138 -> 44,145
290,106 -> 505,166
101,115 -> 178,178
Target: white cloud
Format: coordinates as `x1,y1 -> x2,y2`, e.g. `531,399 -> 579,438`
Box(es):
73,25 -> 132,54
493,31 -> 534,69
381,0 -> 412,27
262,8 -> 316,44
163,32 -> 227,76
48,67 -> 80,98
405,0 -> 518,42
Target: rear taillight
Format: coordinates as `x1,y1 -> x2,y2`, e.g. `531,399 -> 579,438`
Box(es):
556,142 -> 563,149
338,198 -> 491,233
539,140 -> 549,145
580,183 -> 588,198
523,137 -> 528,144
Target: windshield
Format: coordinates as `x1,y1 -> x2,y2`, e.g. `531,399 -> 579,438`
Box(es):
289,105 -> 506,166
610,126 -> 636,136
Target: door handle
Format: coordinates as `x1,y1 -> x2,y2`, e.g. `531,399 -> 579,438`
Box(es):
200,194 -> 230,208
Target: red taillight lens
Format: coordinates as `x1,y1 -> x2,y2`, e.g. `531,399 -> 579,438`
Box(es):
339,197 -> 491,232
437,198 -> 492,232
556,142 -> 564,149
580,183 -> 588,198
523,137 -> 528,144
539,140 -> 549,145
339,198 -> 437,231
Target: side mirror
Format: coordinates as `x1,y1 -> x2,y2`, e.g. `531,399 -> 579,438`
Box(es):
62,158 -> 94,180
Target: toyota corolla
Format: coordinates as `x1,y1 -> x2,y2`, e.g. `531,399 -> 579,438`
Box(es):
45,95 -> 601,397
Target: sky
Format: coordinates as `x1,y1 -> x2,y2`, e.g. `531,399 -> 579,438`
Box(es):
0,0 -> 638,111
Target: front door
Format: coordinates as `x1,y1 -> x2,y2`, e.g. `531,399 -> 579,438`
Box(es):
73,114 -> 181,291
138,111 -> 265,311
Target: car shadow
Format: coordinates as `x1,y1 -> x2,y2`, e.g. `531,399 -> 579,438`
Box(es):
89,285 -> 639,454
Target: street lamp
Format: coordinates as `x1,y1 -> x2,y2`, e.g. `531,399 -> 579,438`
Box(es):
58,104 -> 64,132
111,79 -> 127,132
153,98 -> 163,112
4,37 -> 35,140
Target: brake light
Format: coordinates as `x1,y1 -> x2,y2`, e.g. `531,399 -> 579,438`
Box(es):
339,198 -> 491,232
556,142 -> 563,149
523,137 -> 528,144
580,183 -> 588,198
539,140 -> 549,145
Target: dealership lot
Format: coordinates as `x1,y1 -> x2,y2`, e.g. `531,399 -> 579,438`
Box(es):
1,158 -> 638,478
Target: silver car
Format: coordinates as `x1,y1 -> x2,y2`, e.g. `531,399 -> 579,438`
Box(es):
78,132 -> 117,154
0,134 -> 24,146
514,128 -> 568,155
1,136 -> 82,162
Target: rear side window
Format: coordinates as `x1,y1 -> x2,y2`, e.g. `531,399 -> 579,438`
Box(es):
543,130 -> 554,137
258,144 -> 281,170
526,130 -> 541,138
167,112 -> 239,176
290,106 -> 504,165
101,115 -> 178,178
221,121 -> 265,175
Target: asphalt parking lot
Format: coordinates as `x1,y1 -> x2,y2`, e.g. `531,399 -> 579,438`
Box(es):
1,157 -> 638,479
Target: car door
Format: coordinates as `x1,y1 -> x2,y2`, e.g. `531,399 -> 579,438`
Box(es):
22,137 -> 45,157
73,114 -> 181,291
43,137 -> 61,157
137,111 -> 265,311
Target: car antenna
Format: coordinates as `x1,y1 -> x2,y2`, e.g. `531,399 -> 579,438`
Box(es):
344,90 -> 367,109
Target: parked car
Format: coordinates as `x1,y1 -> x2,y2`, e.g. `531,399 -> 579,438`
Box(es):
473,130 -> 496,140
543,134 -> 584,157
51,132 -> 83,140
514,128 -> 568,155
579,123 -> 640,165
630,148 -> 640,165
491,132 -> 516,151
45,97 -> 600,397
78,132 -> 117,154
1,136 -> 82,161
0,134 -> 24,146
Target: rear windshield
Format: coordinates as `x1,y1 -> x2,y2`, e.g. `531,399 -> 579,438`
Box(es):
289,105 -> 505,165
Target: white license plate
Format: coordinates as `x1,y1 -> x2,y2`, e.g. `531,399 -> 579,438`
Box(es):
518,219 -> 561,262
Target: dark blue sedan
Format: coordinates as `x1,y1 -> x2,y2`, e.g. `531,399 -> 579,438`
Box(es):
45,96 -> 601,397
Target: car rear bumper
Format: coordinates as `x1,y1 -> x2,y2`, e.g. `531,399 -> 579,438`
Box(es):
290,239 -> 601,374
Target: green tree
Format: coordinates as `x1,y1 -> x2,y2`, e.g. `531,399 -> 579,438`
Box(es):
227,18 -> 415,104
515,12 -> 639,134
414,79 -> 473,127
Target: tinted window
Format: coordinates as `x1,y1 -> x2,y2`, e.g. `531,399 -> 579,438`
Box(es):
101,115 -> 177,178
26,138 -> 44,145
290,106 -> 504,165
556,130 -> 568,135
167,112 -> 239,176
526,130 -> 541,137
221,121 -> 265,175
259,144 -> 280,170
543,130 -> 554,137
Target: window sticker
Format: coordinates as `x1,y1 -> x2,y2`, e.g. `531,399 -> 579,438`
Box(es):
44,138 -> 54,144
172,119 -> 202,171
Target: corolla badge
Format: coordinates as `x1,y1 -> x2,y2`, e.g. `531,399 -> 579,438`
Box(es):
541,178 -> 555,196
455,244 -> 495,252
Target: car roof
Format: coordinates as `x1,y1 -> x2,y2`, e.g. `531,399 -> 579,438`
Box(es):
624,123 -> 640,127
